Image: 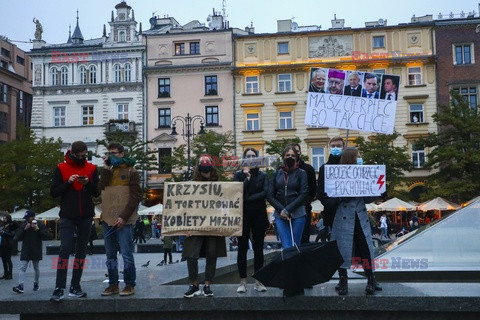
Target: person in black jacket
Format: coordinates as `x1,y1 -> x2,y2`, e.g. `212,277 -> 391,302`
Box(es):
49,141 -> 100,302
234,148 -> 269,294
292,143 -> 317,244
0,213 -> 18,280
317,136 -> 345,238
12,210 -> 48,293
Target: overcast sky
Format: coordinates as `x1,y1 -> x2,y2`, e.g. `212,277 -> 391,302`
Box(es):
1,0 -> 477,51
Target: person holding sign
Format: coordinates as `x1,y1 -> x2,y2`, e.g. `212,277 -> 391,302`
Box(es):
183,157 -> 227,298
267,146 -> 308,297
330,147 -> 382,296
99,142 -> 142,297
234,148 -> 269,293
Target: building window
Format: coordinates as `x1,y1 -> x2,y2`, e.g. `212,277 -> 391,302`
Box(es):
79,66 -> 87,84
53,106 -> 66,127
114,64 -> 122,82
158,78 -> 170,97
1,83 -> 7,103
0,112 -> 7,133
175,43 -> 185,55
17,91 -> 24,114
1,48 -> 10,58
408,67 -> 422,85
373,36 -> 385,48
279,111 -> 293,129
51,67 -> 58,85
454,87 -> 477,109
124,64 -> 131,82
158,108 -> 171,128
119,31 -> 126,42
373,69 -> 386,74
190,42 -> 200,54
16,55 -> 25,65
409,104 -> 424,123
89,65 -> 97,84
246,113 -> 260,131
205,106 -> 219,126
61,67 -> 68,85
277,42 -> 289,54
116,103 -> 129,120
278,74 -> 292,92
455,44 -> 472,65
412,144 -> 425,168
245,76 -> 259,94
205,75 -> 218,95
311,147 -> 325,172
82,105 -> 94,125
158,148 -> 172,174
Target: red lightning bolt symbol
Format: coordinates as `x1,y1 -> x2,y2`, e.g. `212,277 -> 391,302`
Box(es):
376,175 -> 385,190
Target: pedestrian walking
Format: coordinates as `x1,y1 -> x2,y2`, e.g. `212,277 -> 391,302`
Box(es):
50,141 -> 100,302
1,214 -> 18,280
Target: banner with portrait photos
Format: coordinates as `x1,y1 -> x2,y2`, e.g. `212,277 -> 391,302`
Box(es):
305,68 -> 400,134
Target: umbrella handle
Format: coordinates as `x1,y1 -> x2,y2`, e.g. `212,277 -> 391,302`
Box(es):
288,219 -> 300,253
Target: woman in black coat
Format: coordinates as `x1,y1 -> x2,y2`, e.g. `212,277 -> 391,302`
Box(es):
0,213 -> 18,280
13,210 -> 48,293
234,148 -> 269,293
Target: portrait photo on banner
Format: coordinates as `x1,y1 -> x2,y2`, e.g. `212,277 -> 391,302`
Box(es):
304,67 -> 400,134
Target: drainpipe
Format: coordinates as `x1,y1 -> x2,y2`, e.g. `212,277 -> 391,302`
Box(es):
232,30 -> 237,156
142,35 -> 148,190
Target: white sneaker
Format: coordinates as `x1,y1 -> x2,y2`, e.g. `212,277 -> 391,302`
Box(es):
254,281 -> 267,292
236,281 -> 247,293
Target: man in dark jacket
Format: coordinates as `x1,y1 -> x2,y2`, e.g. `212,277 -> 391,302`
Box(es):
50,141 -> 100,302
13,210 -> 48,293
292,143 -> 317,244
316,137 -> 345,237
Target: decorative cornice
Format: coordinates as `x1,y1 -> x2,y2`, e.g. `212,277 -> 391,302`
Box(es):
153,100 -> 175,106
200,98 -> 223,103
240,103 -> 264,108
403,133 -> 430,139
403,94 -> 429,100
239,140 -> 266,146
273,101 -> 297,106
144,62 -> 232,74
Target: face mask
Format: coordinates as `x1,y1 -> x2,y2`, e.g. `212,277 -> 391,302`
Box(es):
198,165 -> 212,173
108,155 -> 123,167
68,153 -> 86,165
356,158 -> 364,165
330,147 -> 343,157
285,157 -> 296,168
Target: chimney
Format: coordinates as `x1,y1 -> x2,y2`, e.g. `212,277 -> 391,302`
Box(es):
277,19 -> 292,32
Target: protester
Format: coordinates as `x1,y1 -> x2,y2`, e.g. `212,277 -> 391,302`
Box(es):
182,157 -> 227,298
330,147 -> 382,295
12,210 -> 47,293
0,214 -> 18,280
267,145 -> 308,297
99,142 -> 142,297
317,137 -> 345,238
234,148 -> 269,293
50,141 -> 100,302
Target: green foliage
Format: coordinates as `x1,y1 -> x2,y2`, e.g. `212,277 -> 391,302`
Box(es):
414,92 -> 480,203
0,124 -> 63,212
354,131 -> 412,197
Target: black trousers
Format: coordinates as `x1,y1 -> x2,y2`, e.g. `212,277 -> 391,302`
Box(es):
339,214 -> 373,278
301,207 -> 312,244
237,227 -> 266,279
55,218 -> 92,289
1,245 -> 13,276
164,249 -> 172,263
187,257 -> 217,283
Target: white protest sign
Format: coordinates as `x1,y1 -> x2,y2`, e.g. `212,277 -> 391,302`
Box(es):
162,181 -> 243,236
324,165 -> 386,197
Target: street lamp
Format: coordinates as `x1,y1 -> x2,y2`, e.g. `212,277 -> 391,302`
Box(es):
170,113 -> 206,179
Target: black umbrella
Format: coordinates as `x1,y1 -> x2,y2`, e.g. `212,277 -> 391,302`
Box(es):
252,240 -> 344,290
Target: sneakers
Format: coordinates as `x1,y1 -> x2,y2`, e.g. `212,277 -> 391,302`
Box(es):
33,282 -> 39,291
69,286 -> 87,298
237,280 -> 247,293
184,285 -> 201,298
13,284 -> 24,294
203,285 -> 213,297
119,285 -> 135,296
101,284 -> 119,296
50,288 -> 64,302
254,280 -> 267,292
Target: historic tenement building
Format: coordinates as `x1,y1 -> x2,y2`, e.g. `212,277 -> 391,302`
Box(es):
28,1 -> 144,164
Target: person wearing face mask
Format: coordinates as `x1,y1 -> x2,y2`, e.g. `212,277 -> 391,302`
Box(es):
182,157 -> 227,298
233,148 -> 269,293
50,141 -> 100,302
98,142 -> 142,297
267,145 -> 308,297
317,136 -> 345,239
331,147 -> 382,296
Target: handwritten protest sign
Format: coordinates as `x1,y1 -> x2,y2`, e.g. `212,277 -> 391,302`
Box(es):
305,68 -> 399,134
162,181 -> 243,236
324,165 -> 386,197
